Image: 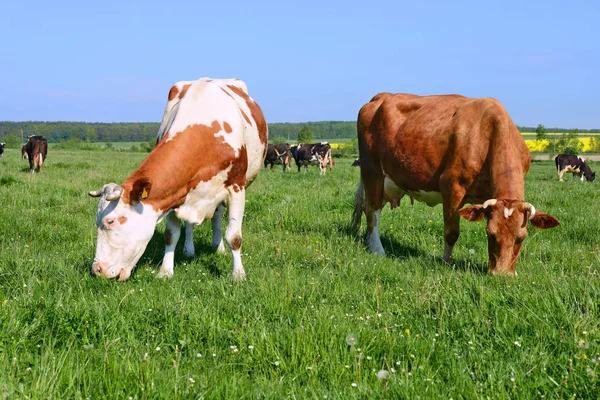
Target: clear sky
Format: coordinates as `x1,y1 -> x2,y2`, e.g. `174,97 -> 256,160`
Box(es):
1,0 -> 598,128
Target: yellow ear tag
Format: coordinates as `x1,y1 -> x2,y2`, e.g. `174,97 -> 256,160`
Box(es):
141,188 -> 148,199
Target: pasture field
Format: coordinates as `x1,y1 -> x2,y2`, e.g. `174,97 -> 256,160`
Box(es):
1,149 -> 600,399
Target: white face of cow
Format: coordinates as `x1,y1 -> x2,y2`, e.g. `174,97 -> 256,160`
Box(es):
89,183 -> 159,281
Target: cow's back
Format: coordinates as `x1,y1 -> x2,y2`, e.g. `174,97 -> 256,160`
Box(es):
358,93 -> 529,200
162,78 -> 267,187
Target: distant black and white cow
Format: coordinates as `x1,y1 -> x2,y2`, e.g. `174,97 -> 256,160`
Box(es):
290,142 -> 331,175
264,143 -> 291,172
555,154 -> 596,182
0,143 -> 5,160
351,158 -> 360,167
23,135 -> 48,172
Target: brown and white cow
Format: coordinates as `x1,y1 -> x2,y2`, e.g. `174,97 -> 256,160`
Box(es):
350,92 -> 560,276
23,135 -> 48,173
89,78 -> 268,281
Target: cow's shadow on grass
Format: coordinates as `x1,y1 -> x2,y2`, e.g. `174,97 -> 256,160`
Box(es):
341,223 -> 488,275
139,229 -> 223,278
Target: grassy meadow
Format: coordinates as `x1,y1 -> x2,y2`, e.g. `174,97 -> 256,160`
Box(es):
1,148 -> 600,398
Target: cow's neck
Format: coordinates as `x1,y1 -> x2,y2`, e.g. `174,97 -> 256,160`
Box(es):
487,129 -> 527,201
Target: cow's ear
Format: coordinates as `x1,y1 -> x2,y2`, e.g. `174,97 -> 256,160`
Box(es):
530,212 -> 560,230
458,205 -> 487,222
130,177 -> 152,203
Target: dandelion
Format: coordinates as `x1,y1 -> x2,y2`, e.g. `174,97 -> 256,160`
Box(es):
274,361 -> 280,366
377,370 -> 390,380
587,368 -> 595,377
188,377 -> 195,383
196,353 -> 202,358
578,339 -> 590,349
248,345 -> 254,350
346,333 -> 358,346
155,346 -> 161,351
514,341 -> 521,347
405,328 -> 411,336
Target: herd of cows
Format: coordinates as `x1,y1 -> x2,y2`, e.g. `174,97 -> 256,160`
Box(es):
2,77 -> 598,281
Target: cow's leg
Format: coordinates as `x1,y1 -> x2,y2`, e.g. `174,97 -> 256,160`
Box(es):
225,189 -> 246,280
558,168 -> 565,181
183,222 -> 195,257
441,182 -> 466,262
212,203 -> 226,253
158,212 -> 182,278
362,174 -> 385,255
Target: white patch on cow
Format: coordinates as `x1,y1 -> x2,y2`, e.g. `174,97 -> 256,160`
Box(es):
175,166 -> 232,225
383,175 -> 442,207
504,207 -> 514,219
366,210 -> 385,255
578,156 -> 585,162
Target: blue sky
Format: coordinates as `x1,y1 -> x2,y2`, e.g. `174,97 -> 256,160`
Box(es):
1,0 -> 598,128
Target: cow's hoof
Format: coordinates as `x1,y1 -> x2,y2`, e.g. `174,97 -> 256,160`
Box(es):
183,248 -> 195,258
215,242 -> 226,254
156,270 -> 174,279
232,271 -> 246,281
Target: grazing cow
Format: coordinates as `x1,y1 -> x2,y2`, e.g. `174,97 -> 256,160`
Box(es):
290,142 -> 332,175
21,144 -> 28,159
555,154 -> 595,182
89,77 -> 268,281
264,143 -> 291,172
350,92 -> 560,276
0,143 -> 4,160
23,135 -> 48,172
351,158 -> 360,167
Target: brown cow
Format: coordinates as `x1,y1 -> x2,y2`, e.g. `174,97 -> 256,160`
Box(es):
23,135 -> 48,172
350,93 -> 560,276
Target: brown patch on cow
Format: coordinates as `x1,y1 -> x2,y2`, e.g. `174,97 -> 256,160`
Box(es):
121,120 -> 239,211
164,229 -> 172,245
220,87 -> 235,99
117,216 -> 128,225
168,86 -> 180,101
240,109 -> 251,125
227,85 -> 268,145
223,121 -> 232,133
178,84 -> 191,99
225,145 -> 247,192
229,234 -> 242,251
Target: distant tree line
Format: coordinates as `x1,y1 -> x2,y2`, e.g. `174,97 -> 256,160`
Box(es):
0,120 -> 358,146
1,120 -> 599,148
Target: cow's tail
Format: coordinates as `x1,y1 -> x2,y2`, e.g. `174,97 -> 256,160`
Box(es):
156,101 -> 181,144
350,177 -> 365,235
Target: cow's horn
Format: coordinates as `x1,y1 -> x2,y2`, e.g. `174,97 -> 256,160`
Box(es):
523,202 -> 536,220
482,199 -> 498,209
88,190 -> 102,197
274,148 -> 282,157
105,186 -> 123,201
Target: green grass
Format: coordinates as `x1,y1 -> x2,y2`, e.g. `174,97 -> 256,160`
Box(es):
1,149 -> 599,398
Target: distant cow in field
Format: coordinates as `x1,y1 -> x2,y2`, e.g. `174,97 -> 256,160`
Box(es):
290,142 -> 332,175
555,154 -> 595,182
0,143 -> 5,160
23,135 -> 48,172
351,92 -> 560,276
89,77 -> 268,281
351,158 -> 360,167
264,143 -> 291,172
